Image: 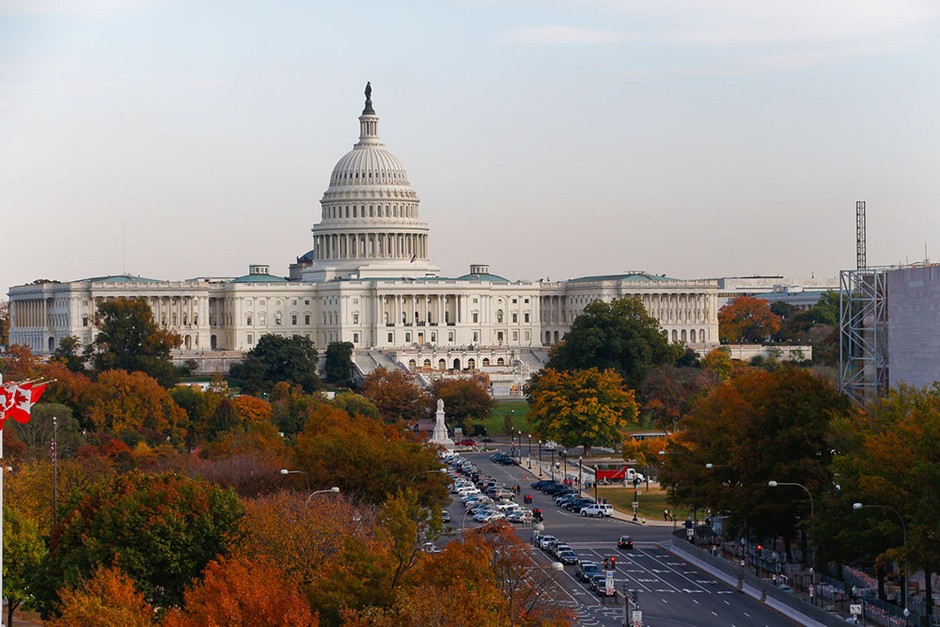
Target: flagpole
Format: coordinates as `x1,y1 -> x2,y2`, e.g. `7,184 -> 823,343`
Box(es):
1,373 -> 5,627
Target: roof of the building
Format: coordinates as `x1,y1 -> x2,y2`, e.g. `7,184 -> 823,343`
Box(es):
80,274 -> 163,283
454,271 -> 510,283
567,272 -> 675,284
232,273 -> 289,284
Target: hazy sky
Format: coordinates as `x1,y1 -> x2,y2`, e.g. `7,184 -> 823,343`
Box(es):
3,0 -> 939,295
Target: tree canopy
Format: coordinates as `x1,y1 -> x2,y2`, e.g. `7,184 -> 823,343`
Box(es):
324,341 -> 355,387
88,297 -> 182,387
527,367 -> 638,457
717,296 -> 782,344
360,367 -> 431,424
428,377 -> 496,432
229,334 -> 320,395
546,297 -> 678,390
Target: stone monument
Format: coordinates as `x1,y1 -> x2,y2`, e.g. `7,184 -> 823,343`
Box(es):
429,398 -> 455,449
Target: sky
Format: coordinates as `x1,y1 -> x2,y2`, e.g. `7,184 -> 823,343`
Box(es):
2,0 -> 939,295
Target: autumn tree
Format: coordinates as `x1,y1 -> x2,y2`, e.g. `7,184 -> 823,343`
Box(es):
163,557 -> 318,627
294,404 -> 447,506
527,368 -> 638,457
35,471 -> 244,617
47,566 -> 154,627
236,490 -> 371,587
428,377 -> 497,432
0,299 -> 8,346
360,367 -> 431,423
233,393 -> 273,423
88,369 -> 189,445
717,295 -> 782,343
660,366 -> 848,553
229,334 -> 320,395
88,297 -> 182,387
329,391 -> 380,420
547,297 -> 679,390
324,341 -> 355,386
640,364 -> 719,433
194,421 -> 292,498
0,344 -> 44,383
830,384 -> 940,611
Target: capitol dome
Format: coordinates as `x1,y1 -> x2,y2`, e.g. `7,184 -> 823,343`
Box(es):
303,83 -> 439,283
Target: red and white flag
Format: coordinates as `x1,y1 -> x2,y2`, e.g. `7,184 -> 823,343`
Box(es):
0,381 -> 47,427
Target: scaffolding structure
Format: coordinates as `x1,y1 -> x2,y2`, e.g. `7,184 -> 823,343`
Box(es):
839,267 -> 889,405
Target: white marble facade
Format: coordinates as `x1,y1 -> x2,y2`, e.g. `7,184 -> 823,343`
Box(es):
8,86 -> 720,370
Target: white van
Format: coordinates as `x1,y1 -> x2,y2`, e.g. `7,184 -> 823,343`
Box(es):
580,503 -> 614,518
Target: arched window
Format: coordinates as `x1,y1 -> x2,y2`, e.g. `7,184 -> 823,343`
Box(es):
453,358 -> 461,370
423,359 -> 431,368
482,358 -> 490,366
438,359 -> 446,370
408,359 -> 417,371
690,329 -> 697,343
467,358 -> 476,370
681,329 -> 687,342
497,357 -> 505,365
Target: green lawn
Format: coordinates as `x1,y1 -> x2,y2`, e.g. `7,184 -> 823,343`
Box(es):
595,485 -> 691,523
474,400 -> 530,435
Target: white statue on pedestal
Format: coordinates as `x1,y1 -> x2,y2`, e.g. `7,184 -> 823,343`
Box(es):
429,398 -> 455,449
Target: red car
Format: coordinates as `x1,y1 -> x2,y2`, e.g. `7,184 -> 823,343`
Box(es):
456,439 -> 477,446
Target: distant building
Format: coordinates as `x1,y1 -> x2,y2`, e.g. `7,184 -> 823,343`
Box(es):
8,86 -> 720,386
716,276 -> 838,310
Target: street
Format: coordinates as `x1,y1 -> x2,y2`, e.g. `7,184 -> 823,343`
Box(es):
448,449 -> 803,626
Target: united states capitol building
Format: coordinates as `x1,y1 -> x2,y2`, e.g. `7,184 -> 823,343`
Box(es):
8,86 -> 720,390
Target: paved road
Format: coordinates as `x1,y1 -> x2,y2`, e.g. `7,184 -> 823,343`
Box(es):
448,449 -> 803,626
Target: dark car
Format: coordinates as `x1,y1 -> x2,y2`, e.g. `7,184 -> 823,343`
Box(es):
558,550 -> 579,565
576,561 -> 601,582
618,535 -> 634,550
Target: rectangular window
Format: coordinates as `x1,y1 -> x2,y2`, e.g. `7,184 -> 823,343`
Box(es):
512,313 -> 518,323
304,299 -> 310,305
524,298 -> 529,304
405,332 -> 412,342
388,332 -> 394,342
473,331 -> 479,342
246,315 -> 253,326
525,330 -> 530,341
352,313 -> 359,324
430,332 -> 436,342
247,334 -> 254,344
512,298 -> 518,304
304,315 -> 310,324
472,312 -> 479,323
353,332 -> 359,343
291,314 -> 297,325
82,316 -> 89,327
512,331 -> 518,341
524,313 -> 530,323
448,331 -> 454,342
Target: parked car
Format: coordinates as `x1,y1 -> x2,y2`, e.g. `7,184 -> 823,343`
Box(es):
537,535 -> 557,551
442,511 -> 451,523
617,535 -> 634,549
558,549 -> 579,565
456,439 -> 477,446
580,503 -> 614,517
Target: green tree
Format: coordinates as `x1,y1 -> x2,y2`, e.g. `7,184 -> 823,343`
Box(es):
34,471 -> 244,617
51,336 -> 86,373
330,391 -> 380,420
547,297 -> 678,390
229,334 -> 320,395
88,297 -> 182,387
3,505 -> 46,627
717,296 -> 782,344
428,378 -> 496,433
324,341 -> 355,387
527,368 -> 638,457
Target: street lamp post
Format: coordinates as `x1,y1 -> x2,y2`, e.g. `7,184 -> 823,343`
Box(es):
632,476 -> 639,522
563,449 -> 567,481
517,430 -> 523,464
578,456 -> 583,493
550,449 -> 556,481
280,468 -> 311,494
307,486 -> 340,502
854,502 -> 909,621
528,433 -> 532,468
593,466 -> 598,501
538,440 -> 542,477
769,481 -> 815,605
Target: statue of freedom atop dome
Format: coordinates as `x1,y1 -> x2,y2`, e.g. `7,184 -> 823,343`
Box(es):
363,81 -> 375,114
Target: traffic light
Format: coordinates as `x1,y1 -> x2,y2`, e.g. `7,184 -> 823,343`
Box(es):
756,544 -> 763,557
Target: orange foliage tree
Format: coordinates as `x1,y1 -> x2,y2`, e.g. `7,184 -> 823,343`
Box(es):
0,343 -> 44,382
233,394 -> 273,423
87,370 -> 189,445
360,367 -> 432,423
294,405 -> 447,506
162,556 -> 318,627
718,296 -> 782,343
47,566 -> 153,627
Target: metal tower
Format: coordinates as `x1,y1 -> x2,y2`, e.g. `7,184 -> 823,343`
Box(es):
840,202 -> 889,404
